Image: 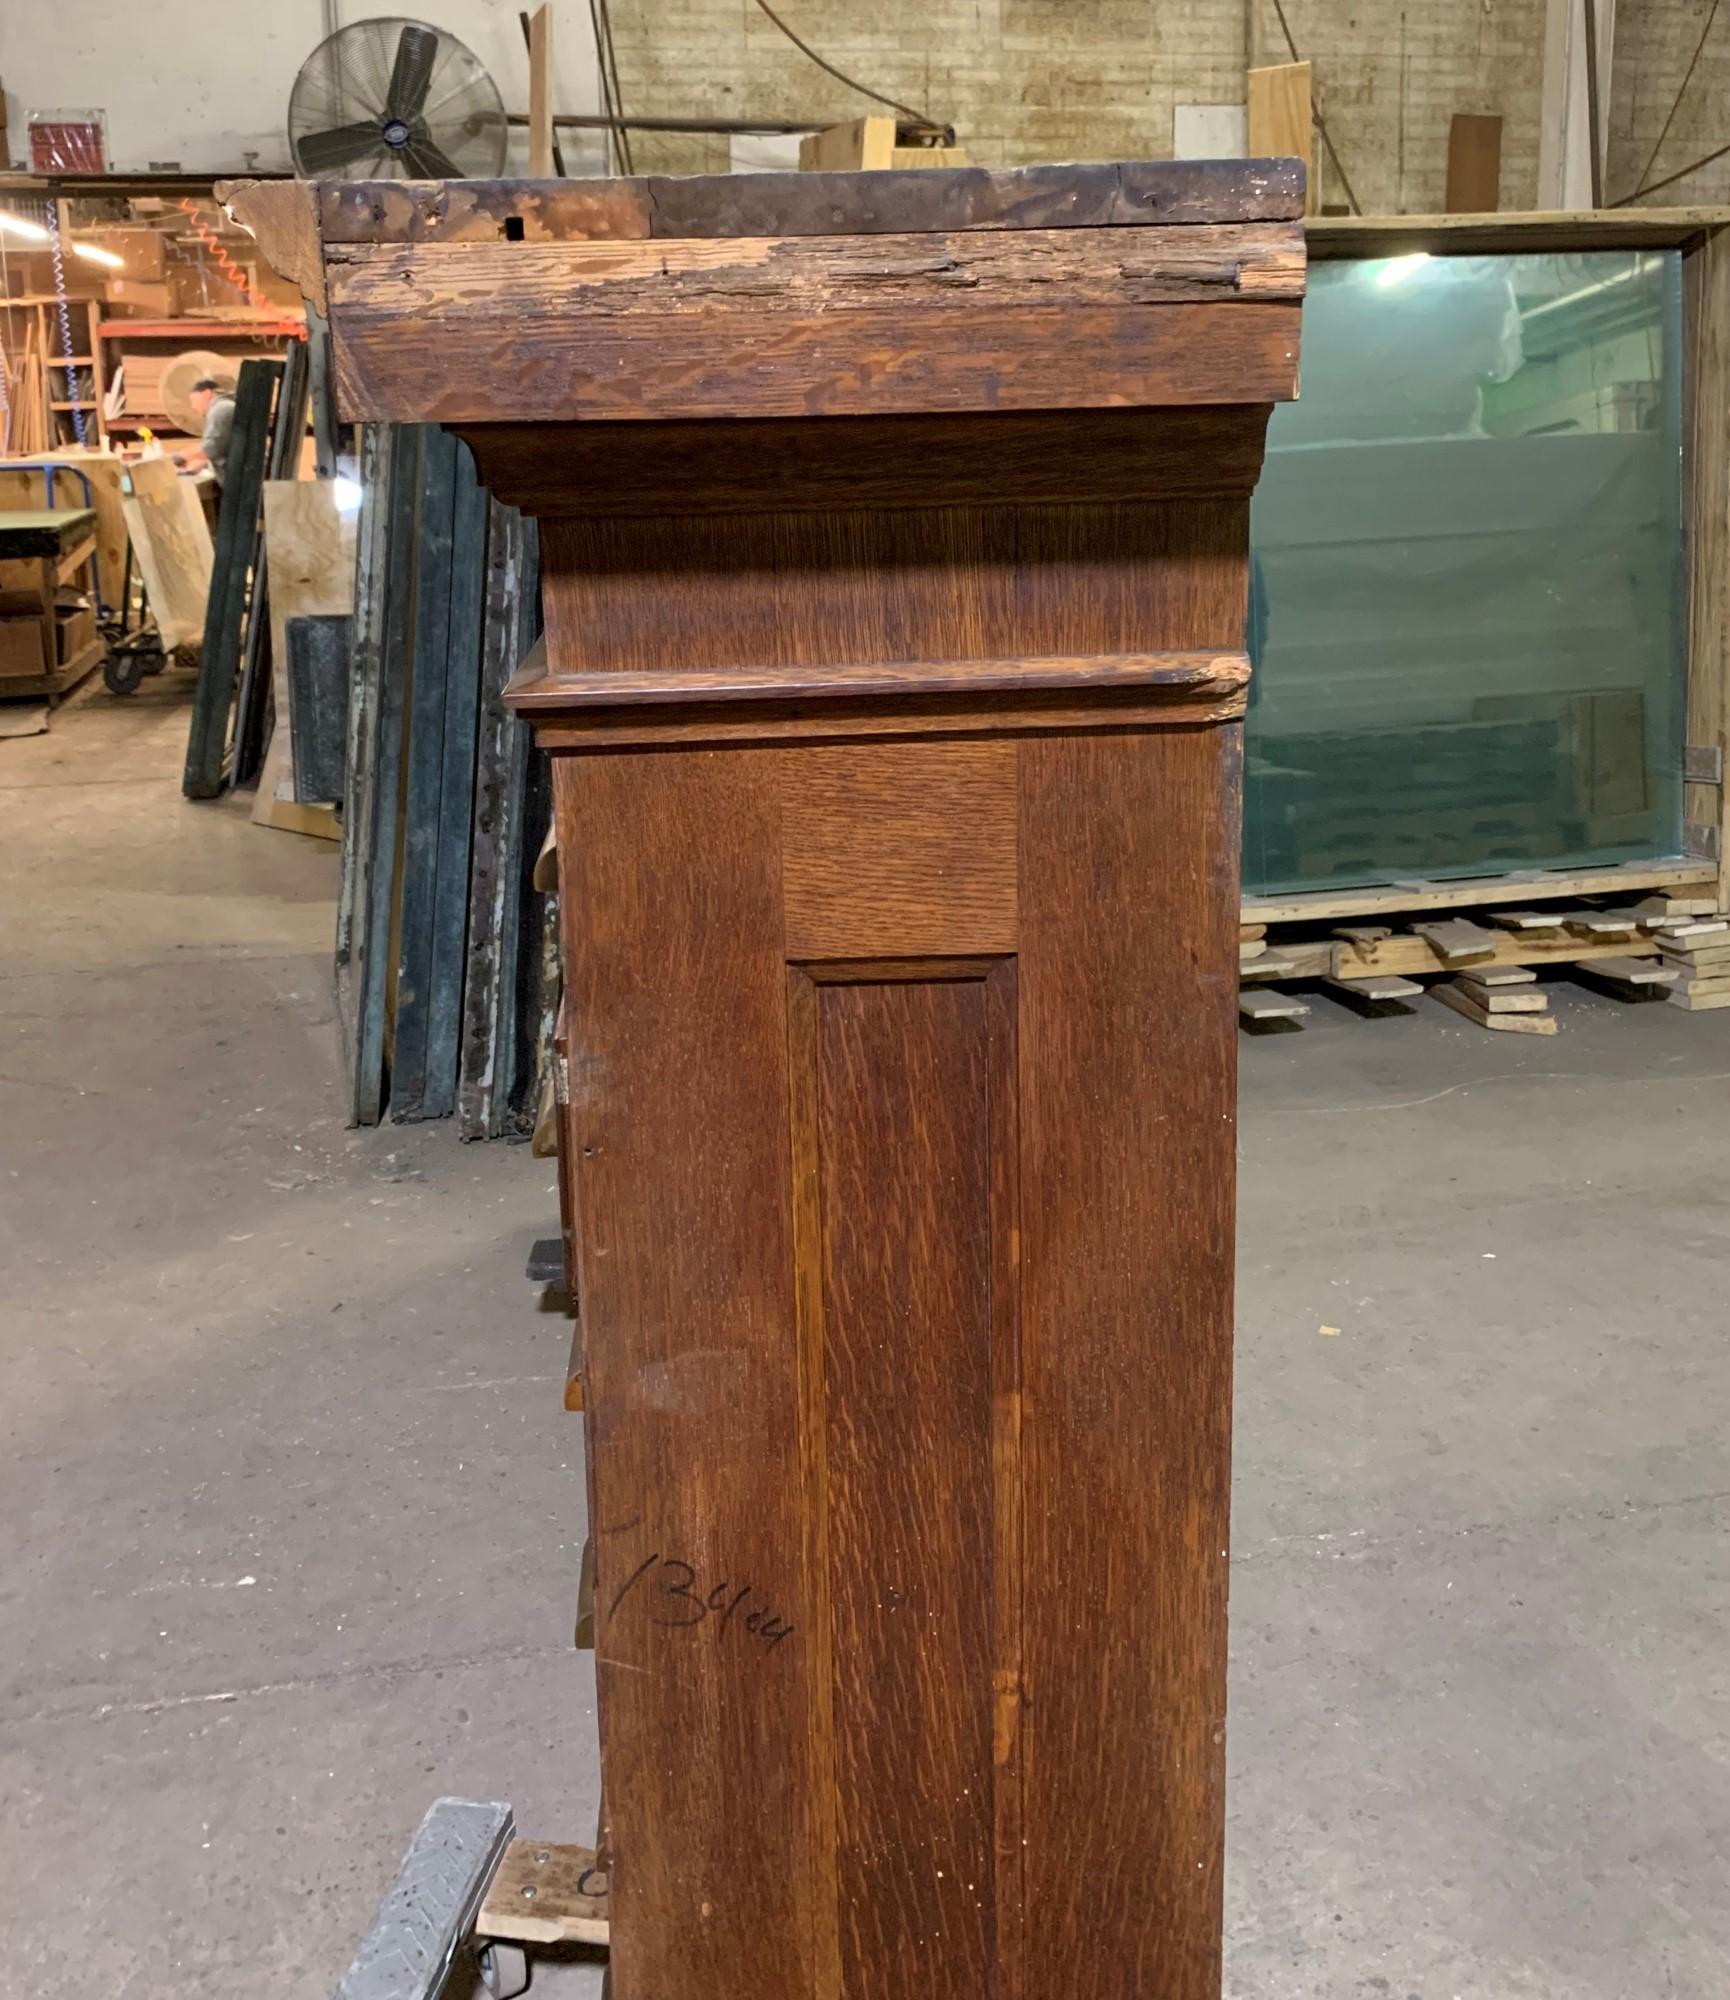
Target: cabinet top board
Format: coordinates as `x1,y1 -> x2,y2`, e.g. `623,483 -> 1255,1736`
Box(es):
223,160 -> 1306,425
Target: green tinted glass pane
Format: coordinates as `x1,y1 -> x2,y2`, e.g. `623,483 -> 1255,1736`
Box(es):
1245,249 -> 1686,897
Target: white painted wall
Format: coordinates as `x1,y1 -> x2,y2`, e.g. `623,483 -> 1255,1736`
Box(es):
1,0 -> 604,174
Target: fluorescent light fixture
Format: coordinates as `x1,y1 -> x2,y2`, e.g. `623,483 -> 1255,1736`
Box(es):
1374,252 -> 1433,289
0,213 -> 50,244
73,242 -> 125,268
331,475 -> 364,515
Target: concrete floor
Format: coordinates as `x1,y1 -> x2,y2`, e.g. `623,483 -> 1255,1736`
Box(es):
3,679 -> 1728,1998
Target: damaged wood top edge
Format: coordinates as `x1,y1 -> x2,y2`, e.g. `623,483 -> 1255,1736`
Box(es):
217,177 -> 325,314
317,158 -> 1307,245
504,650 -> 1251,712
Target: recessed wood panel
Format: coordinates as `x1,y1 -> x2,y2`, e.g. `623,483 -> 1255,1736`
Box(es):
790,961 -> 1019,1999
783,744 -> 1017,959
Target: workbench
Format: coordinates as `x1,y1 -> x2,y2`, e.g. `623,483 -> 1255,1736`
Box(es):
0,506 -> 105,698
237,154 -> 1306,2000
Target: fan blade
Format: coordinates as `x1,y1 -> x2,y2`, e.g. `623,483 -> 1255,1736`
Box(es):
385,23 -> 440,123
404,134 -> 462,179
296,120 -> 385,175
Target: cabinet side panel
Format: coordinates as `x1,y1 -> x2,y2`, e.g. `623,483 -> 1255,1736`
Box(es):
553,750 -> 817,2000
1018,724 -> 1242,1999
797,968 -> 1011,1999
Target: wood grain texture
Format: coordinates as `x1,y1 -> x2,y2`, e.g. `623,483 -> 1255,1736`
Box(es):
1018,725 -> 1241,1998
505,651 -> 1249,711
329,293 -> 1299,424
326,223 -> 1305,313
463,406 -> 1276,518
807,966 -> 1009,1999
554,749 -> 820,1999
316,158 -> 1307,244
540,503 -> 1248,674
782,743 -> 1017,959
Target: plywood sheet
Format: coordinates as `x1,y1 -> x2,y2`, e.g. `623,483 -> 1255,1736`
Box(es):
254,478 -> 355,837
119,458 -> 213,651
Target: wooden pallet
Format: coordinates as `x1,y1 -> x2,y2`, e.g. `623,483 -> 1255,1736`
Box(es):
477,1841 -> 610,1949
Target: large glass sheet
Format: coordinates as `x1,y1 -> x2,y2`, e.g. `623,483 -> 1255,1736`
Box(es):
1245,249 -> 1686,897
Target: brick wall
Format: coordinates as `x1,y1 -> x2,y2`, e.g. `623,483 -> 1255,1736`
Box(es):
607,0 -> 1544,212
1610,0 -> 1730,204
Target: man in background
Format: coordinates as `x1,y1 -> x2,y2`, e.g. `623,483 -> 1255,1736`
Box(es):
177,378 -> 236,492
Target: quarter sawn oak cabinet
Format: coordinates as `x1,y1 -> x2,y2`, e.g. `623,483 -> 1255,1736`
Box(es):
245,156 -> 1305,2000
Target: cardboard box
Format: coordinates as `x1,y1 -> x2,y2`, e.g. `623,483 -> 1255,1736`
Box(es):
104,276 -> 174,316
0,615 -> 49,679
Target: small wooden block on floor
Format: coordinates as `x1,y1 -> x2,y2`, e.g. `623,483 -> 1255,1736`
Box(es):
1433,981 -> 1558,1034
477,1841 -> 610,1948
1240,950 -> 1302,980
1576,956 -> 1677,988
1457,963 -> 1537,988
1459,984 -> 1549,1013
1240,987 -> 1308,1022
1413,917 -> 1498,963
1324,973 -> 1421,1003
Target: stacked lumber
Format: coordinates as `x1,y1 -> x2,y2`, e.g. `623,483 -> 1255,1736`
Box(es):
1656,916 -> 1730,1011
1434,963 -> 1556,1035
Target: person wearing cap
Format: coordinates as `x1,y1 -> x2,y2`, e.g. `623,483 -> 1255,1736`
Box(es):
176,377 -> 237,491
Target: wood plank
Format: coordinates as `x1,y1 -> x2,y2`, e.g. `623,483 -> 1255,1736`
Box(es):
1458,984 -> 1550,1013
478,1841 -> 609,1947
252,478 -> 355,840
1240,860 -> 1716,926
313,158 -> 1309,246
465,405 -> 1277,519
555,749 -> 816,1997
1668,985 -> 1730,1009
1457,963 -> 1538,987
1247,63 -> 1313,215
1446,113 -> 1503,213
1412,917 -> 1498,962
1576,956 -> 1678,986
1020,726 -> 1239,1995
1240,986 -> 1309,1019
328,289 -> 1301,425
1324,973 -> 1421,1001
117,458 -> 211,651
1332,932 -> 1656,978
528,4 -> 553,179
1434,982 -> 1560,1034
327,223 -> 1305,314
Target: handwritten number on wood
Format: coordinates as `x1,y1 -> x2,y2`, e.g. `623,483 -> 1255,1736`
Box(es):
609,1552 -> 794,1649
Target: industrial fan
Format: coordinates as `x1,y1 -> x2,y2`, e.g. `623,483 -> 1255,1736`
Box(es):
287,17 -> 509,180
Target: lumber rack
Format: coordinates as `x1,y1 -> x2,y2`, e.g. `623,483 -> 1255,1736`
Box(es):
334,1799 -> 609,2000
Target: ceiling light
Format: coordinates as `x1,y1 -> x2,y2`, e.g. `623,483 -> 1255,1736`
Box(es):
73,243 -> 126,268
0,213 -> 51,244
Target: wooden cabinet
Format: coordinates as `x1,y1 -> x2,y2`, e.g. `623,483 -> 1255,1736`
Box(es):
278,156 -> 1304,1999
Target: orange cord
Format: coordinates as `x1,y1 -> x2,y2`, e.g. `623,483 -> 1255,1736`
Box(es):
177,199 -> 308,337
